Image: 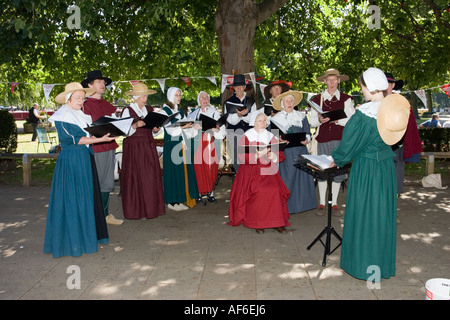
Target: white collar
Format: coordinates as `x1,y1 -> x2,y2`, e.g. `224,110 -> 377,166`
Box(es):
49,105 -> 92,130
323,89 -> 341,101
130,102 -> 148,117
357,101 -> 381,119
245,128 -> 274,145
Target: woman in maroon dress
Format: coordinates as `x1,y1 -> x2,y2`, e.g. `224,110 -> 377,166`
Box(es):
227,113 -> 291,233
120,83 -> 165,219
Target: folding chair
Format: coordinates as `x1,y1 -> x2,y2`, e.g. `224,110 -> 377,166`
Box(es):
36,126 -> 56,152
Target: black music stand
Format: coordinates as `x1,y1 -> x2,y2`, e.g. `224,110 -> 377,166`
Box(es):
294,156 -> 351,267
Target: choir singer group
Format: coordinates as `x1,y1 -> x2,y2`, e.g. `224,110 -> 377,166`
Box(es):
43,67 -> 415,283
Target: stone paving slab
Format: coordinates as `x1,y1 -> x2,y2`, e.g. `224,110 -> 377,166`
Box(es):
0,175 -> 449,301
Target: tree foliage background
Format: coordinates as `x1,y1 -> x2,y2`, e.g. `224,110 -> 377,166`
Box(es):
0,0 -> 448,111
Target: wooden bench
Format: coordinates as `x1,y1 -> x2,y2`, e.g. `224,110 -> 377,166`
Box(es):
420,152 -> 450,176
0,153 -> 59,187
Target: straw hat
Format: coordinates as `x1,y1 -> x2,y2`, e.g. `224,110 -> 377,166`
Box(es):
272,90 -> 303,111
376,94 -> 411,145
125,83 -> 157,96
316,68 -> 349,82
55,82 -> 96,104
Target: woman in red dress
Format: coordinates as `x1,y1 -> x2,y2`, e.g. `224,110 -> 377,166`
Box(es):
190,91 -> 226,203
227,113 -> 291,233
120,83 -> 165,219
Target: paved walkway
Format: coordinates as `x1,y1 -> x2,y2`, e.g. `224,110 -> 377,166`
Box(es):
0,175 -> 449,300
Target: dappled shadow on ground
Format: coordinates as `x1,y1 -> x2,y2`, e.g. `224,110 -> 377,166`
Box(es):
0,175 -> 448,300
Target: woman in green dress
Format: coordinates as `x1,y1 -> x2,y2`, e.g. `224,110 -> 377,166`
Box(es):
331,67 -> 407,281
160,87 -> 199,211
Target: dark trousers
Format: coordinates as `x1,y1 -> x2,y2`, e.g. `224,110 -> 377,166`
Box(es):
31,123 -> 38,141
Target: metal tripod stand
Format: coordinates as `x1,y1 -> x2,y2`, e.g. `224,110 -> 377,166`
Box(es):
295,158 -> 350,267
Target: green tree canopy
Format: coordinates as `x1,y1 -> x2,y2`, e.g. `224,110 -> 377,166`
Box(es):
0,0 -> 448,109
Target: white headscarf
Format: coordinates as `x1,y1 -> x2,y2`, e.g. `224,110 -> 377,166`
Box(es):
197,91 -> 210,106
270,95 -> 305,133
166,87 -> 182,111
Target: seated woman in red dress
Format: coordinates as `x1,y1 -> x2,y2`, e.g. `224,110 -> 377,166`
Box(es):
227,113 -> 291,234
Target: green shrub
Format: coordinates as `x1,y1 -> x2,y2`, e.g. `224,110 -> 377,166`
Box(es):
419,127 -> 450,152
0,110 -> 18,153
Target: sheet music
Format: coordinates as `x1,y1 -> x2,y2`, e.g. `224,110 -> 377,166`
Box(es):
111,117 -> 133,133
302,154 -> 334,170
308,100 -> 325,114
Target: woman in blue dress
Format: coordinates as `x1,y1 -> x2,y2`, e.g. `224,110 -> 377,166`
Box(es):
44,83 -> 116,258
270,90 -> 317,214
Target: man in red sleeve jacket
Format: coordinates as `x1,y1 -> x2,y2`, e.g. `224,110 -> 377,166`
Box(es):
82,70 -> 123,225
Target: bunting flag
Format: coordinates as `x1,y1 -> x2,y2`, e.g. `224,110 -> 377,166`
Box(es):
11,82 -> 20,94
415,90 -> 427,107
106,82 -> 114,91
156,79 -> 166,93
221,74 -> 233,93
206,76 -> 217,86
441,84 -> 450,98
259,84 -> 267,99
43,84 -> 55,102
129,80 -> 140,86
181,77 -> 191,87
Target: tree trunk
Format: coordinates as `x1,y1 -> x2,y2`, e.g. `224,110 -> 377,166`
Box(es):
215,0 -> 290,103
214,0 -> 290,75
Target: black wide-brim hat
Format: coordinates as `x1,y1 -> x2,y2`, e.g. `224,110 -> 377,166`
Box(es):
81,70 -> 112,88
384,72 -> 404,91
227,74 -> 252,88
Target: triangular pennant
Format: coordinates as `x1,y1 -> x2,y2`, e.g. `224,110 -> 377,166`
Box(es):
307,93 -> 315,101
221,74 -> 233,93
129,80 -> 140,86
43,84 -> 55,102
106,81 -> 114,91
11,82 -> 20,94
441,84 -> 450,98
181,77 -> 191,87
206,76 -> 217,86
156,79 -> 166,93
415,90 -> 427,107
259,84 -> 267,99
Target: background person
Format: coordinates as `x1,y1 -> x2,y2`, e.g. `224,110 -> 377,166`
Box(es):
28,103 -> 46,141
420,114 -> 441,128
309,68 -> 355,216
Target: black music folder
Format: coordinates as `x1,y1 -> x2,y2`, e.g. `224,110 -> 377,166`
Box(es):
308,100 -> 347,122
239,142 -> 287,153
281,132 -> 307,148
85,116 -> 133,137
198,113 -> 228,131
143,111 -> 180,128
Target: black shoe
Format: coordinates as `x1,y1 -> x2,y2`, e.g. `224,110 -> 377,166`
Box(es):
207,196 -> 216,203
195,197 -> 203,204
